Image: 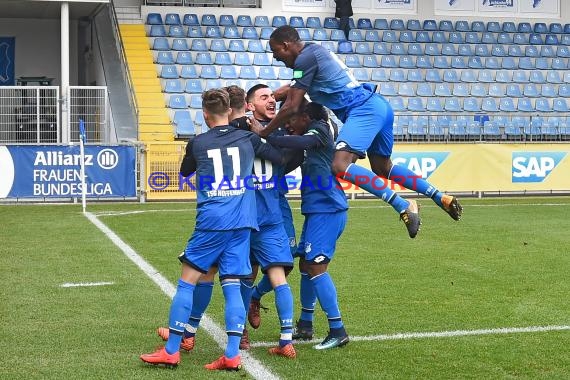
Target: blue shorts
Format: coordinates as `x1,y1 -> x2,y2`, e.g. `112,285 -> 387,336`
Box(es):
250,223 -> 294,272
336,94 -> 394,158
279,194 -> 297,255
179,229 -> 251,279
296,211 -> 347,264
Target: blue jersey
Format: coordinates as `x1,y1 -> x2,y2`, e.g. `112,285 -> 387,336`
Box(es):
291,43 -> 373,122
180,125 -> 281,231
299,120 -> 348,214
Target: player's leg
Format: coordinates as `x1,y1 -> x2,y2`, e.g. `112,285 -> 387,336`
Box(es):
265,266 -> 296,358
331,96 -> 420,237
303,212 -> 349,350
293,218 -> 317,339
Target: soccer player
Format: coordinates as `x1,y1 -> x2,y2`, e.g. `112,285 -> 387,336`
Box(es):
253,25 -> 463,239
140,89 -> 283,370
265,102 -> 349,349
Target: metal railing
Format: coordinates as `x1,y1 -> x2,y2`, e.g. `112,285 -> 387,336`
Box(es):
68,86 -> 110,143
143,0 -> 259,7
0,86 -> 59,143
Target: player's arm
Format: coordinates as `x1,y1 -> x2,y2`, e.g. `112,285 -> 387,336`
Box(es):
283,148 -> 304,173
179,138 -> 197,177
249,133 -> 286,165
266,133 -> 322,150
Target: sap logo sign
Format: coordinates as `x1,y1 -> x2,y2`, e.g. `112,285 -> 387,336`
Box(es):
512,152 -> 567,183
391,152 -> 449,179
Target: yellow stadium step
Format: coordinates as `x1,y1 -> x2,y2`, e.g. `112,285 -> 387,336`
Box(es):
121,35 -> 149,45
140,132 -> 175,142
136,93 -> 166,108
125,55 -> 153,65
129,62 -> 157,72
134,84 -> 162,94
139,124 -> 173,134
139,107 -> 169,117
139,115 -> 170,125
132,77 -> 161,87
125,49 -> 153,59
130,70 -> 158,80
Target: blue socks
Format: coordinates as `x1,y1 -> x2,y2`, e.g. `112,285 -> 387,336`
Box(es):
345,163 -> 409,213
311,272 -> 344,330
389,164 -> 443,207
222,281 -> 245,359
184,281 -> 213,338
166,279 -> 195,354
251,274 -> 272,301
274,284 -> 294,347
299,272 -> 316,323
240,278 -> 254,316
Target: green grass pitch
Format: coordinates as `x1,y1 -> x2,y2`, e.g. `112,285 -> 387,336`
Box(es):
1,197 -> 569,379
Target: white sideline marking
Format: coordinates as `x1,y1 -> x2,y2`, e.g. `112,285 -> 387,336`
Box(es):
250,325 -> 570,348
84,212 -> 279,380
60,281 -> 114,288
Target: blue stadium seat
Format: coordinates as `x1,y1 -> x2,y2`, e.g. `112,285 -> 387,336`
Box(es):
452,83 -> 469,97
147,13 -> 163,25
517,98 -> 534,112
152,38 -> 169,51
465,32 -> 480,44
337,41 -> 353,54
324,17 -> 339,29
435,83 -> 452,97
541,84 -> 557,98
536,98 -> 553,112
489,83 -> 505,97
260,27 -> 274,40
491,45 -> 507,57
184,79 -> 203,94
149,25 -> 166,37
399,31 -> 415,43
228,40 -> 245,52
416,31 -> 431,43
518,22 -> 532,33
487,21 -> 501,33
306,16 -> 321,29
188,26 -> 204,38
502,21 -> 516,33
245,40 -> 263,53
449,122 -> 467,138
234,52 -> 252,66
456,45 -> 472,57
171,38 -> 189,51
426,98 -> 444,112
201,14 -> 217,26
530,71 -> 546,84
165,13 -> 181,26
365,30 -> 380,42
470,83 -> 487,97
506,84 -> 523,98
358,18 -> 373,29
398,83 -> 415,97
421,19 -> 436,31
239,66 -> 257,79
235,15 -> 252,27
466,122 -> 482,139
190,38 -> 208,51
194,111 -> 206,131
425,69 -> 442,82
508,45 -> 523,57
399,56 -> 415,69
272,16 -> 287,27
495,70 -> 511,83
183,14 -> 199,26
504,122 -> 522,139
445,98 -> 462,112
559,84 -> 570,97
513,33 -> 529,45
349,29 -> 364,42
416,56 -> 432,69
289,16 -> 304,28
156,51 -> 174,65
352,68 -> 369,82
313,29 -> 329,41
373,18 -> 388,30
390,43 -> 405,55
540,46 -> 555,58
362,55 -> 379,68
163,79 -> 184,93
547,71 -> 563,84
467,56 -> 483,69
205,26 -> 222,38
501,57 -> 516,70
438,20 -> 453,31
557,46 -> 570,58
169,25 -> 185,38
331,30 -> 347,41
294,28 -> 310,41
434,56 -> 450,69
554,98 -> 569,112
550,23 -> 563,33
241,27 -> 258,39
173,111 -> 195,137
320,41 -> 336,52
483,121 -> 501,138
223,26 -> 239,39
345,54 -> 361,68
180,65 -> 198,79
275,67 -> 291,80
518,57 -> 534,70
210,39 -> 228,52
478,70 -> 494,83
461,69 -> 477,83
376,53 -> 395,67
258,66 -> 277,80
485,57 -> 500,69
425,44 -> 441,56
407,19 -> 422,31
534,22 -> 548,33
354,42 -> 370,55
481,32 -> 497,44
442,44 -> 457,56
195,52 -> 212,65
213,52 -> 231,65
432,31 -> 447,43
499,98 -> 516,112
218,15 -> 235,26
523,83 -> 540,97
379,82 -> 397,96
513,71 -> 529,83
253,53 -> 272,66
448,32 -> 463,44
529,33 -> 543,45
390,19 -> 405,30
382,30 -> 397,43
388,97 -> 405,112
471,21 -> 485,32
545,34 -> 559,45
168,94 -> 187,109
407,69 -> 424,82
552,58 -> 567,70
389,69 -> 406,82
200,65 -> 218,79
475,45 -> 490,57
406,43 -> 423,56
371,68 -> 387,82
455,20 -> 470,32
220,65 -> 238,79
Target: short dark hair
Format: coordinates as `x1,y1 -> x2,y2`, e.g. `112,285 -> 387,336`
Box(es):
302,102 -> 328,122
223,85 -> 246,109
270,25 -> 301,43
246,84 -> 270,103
202,89 -> 230,115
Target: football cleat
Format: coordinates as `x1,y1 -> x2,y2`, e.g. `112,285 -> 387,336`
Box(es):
204,355 -> 242,371
441,195 -> 463,221
248,298 -> 266,329
156,327 -> 195,351
400,199 -> 421,238
268,343 -> 296,358
292,320 -> 314,340
140,346 -> 180,367
239,328 -> 250,350
314,332 -> 349,350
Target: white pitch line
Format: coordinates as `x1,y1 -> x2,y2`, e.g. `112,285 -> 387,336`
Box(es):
250,325 -> 570,348
84,212 -> 279,380
60,281 -> 114,288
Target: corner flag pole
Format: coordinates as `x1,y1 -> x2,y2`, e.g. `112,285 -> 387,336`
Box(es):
79,119 -> 87,213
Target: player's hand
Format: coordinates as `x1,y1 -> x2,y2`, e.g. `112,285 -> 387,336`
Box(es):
248,117 -> 265,136
273,85 -> 291,102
